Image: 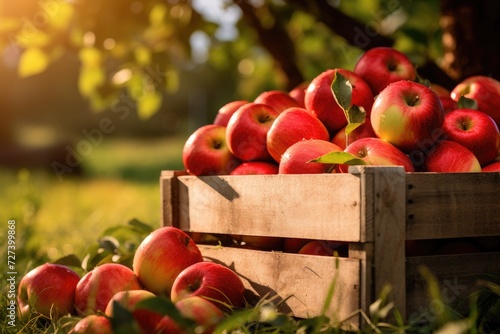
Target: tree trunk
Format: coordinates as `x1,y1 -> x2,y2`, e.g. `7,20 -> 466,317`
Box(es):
439,0 -> 500,82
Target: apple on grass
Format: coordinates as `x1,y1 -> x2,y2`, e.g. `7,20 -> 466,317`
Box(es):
442,108 -> 500,166
422,140 -> 481,173
229,161 -> 279,175
182,124 -> 240,176
213,100 -> 248,127
317,137 -> 415,173
254,90 -> 302,113
69,315 -> 112,334
17,263 -> 80,321
156,296 -> 225,334
266,107 -> 330,163
450,75 -> 500,128
133,226 -> 203,297
304,68 -> 374,135
105,290 -> 161,334
171,261 -> 246,312
279,139 -> 342,174
370,80 -> 445,154
353,46 -> 417,95
226,103 -> 279,162
75,263 -> 142,316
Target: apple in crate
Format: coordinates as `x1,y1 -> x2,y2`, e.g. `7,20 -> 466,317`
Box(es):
334,137 -> 415,173
267,107 -> 330,163
230,161 -> 279,175
288,81 -> 309,108
171,262 -> 246,312
156,296 -> 225,334
354,46 -> 417,95
226,103 -> 279,162
213,100 -> 248,127
304,68 -> 374,134
183,124 -> 240,176
75,263 -> 142,315
451,75 -> 500,127
232,234 -> 284,251
423,140 -> 481,172
442,108 -> 500,166
279,139 -> 342,174
482,161 -> 500,172
105,290 -> 162,334
331,121 -> 377,150
70,315 -> 112,334
298,240 -> 347,257
133,226 -> 203,297
283,238 -> 311,253
254,89 -> 301,113
17,263 -> 80,320
370,80 -> 445,153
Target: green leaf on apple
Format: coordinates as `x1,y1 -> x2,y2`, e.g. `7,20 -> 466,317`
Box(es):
457,95 -> 478,110
344,105 -> 366,136
331,72 -> 352,111
309,151 -> 367,165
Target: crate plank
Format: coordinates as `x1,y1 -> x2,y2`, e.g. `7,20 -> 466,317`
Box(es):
406,172 -> 500,240
406,252 -> 500,319
200,245 -> 362,325
175,173 -> 365,241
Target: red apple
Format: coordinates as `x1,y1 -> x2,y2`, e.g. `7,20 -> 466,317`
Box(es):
254,90 -> 301,113
279,139 -> 342,174
482,161 -> 500,172
370,80 -> 445,154
171,262 -> 246,312
156,296 -> 225,334
105,290 -> 162,334
331,121 -> 377,150
229,161 -> 279,175
213,100 -> 248,126
289,81 -> 309,108
266,107 -> 330,163
74,263 -> 142,315
354,46 -> 417,95
17,263 -> 80,320
430,83 -> 458,114
70,315 -> 112,334
442,108 -> 500,166
423,140 -> 481,172
226,103 -> 279,161
133,226 -> 203,297
337,137 -> 415,173
450,75 -> 500,128
182,124 -> 240,176
304,68 -> 374,135
298,240 -> 348,257
283,238 -> 311,253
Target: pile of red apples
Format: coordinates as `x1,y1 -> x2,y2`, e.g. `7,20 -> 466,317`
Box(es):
183,47 -> 500,176
16,226 -> 246,333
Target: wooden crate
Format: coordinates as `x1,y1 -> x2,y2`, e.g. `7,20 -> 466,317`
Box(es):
160,166 -> 500,326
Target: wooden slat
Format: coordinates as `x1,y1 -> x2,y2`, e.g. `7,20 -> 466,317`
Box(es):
200,245 -> 362,326
406,172 -> 500,240
406,252 -> 500,319
175,173 -> 365,242
160,170 -> 186,228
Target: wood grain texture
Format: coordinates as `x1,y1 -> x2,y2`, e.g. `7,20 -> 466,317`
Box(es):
200,245 -> 362,326
406,252 -> 500,319
406,172 -> 500,240
175,173 -> 364,241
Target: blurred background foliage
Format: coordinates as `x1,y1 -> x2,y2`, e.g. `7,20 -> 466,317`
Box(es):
0,0 -> 498,261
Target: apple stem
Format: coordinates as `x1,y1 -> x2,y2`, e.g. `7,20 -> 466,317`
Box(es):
408,95 -> 420,106
185,237 -> 191,247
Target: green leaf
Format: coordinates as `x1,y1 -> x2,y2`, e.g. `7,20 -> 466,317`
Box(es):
137,297 -> 195,330
52,254 -> 82,268
331,72 -> 352,112
98,236 -> 120,253
18,47 -> 50,77
344,105 -> 366,137
309,151 -> 367,166
128,218 -> 153,234
457,96 -> 478,110
110,301 -> 141,334
137,89 -> 162,120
